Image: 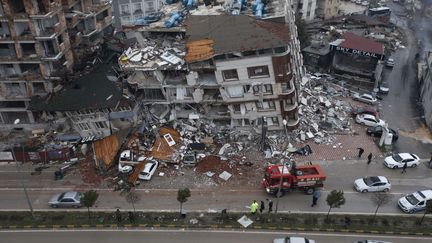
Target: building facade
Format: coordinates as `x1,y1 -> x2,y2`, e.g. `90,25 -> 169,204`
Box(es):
316,0 -> 340,20
418,51 -> 432,131
112,0 -> 161,29
120,14 -> 303,130
292,0 -> 317,21
0,0 -> 112,130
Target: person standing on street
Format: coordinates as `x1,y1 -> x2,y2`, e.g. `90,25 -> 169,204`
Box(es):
259,200 -> 265,213
250,200 -> 259,214
267,198 -> 273,214
401,162 -> 408,174
311,190 -> 321,207
357,148 -> 364,158
367,153 -> 373,165
428,153 -> 432,168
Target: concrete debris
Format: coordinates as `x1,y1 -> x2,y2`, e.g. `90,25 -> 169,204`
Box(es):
237,215 -> 253,228
205,171 -> 215,177
219,171 -> 232,181
189,218 -> 199,224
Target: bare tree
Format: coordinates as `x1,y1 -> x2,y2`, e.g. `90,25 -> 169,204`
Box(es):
419,200 -> 432,225
125,191 -> 140,214
370,192 -> 393,222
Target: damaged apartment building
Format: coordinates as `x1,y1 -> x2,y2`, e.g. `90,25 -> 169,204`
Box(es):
0,0 -> 112,129
120,1 -> 305,131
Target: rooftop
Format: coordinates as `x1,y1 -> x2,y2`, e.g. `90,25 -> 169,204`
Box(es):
338,32 -> 384,55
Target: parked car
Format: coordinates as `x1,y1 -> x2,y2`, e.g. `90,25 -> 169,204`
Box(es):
379,81 -> 389,94
48,191 -> 82,208
354,176 -> 391,193
366,125 -> 398,140
273,236 -> 316,243
352,93 -> 378,105
118,162 -> 133,174
356,114 -> 385,127
138,160 -> 159,180
384,153 -> 420,169
351,106 -> 379,118
398,189 -> 432,213
183,152 -> 197,166
386,58 -> 395,67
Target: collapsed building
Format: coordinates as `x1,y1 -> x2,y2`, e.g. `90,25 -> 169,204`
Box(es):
418,50 -> 432,131
119,10 -> 305,131
0,0 -> 113,130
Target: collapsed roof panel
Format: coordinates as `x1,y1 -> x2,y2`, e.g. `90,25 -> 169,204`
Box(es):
184,15 -> 290,56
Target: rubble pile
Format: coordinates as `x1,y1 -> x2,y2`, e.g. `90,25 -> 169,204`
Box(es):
119,35 -> 186,70
293,76 -> 353,146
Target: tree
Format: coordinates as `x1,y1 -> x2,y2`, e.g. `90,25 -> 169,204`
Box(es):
419,200 -> 432,225
177,188 -> 191,214
125,191 -> 140,214
370,192 -> 393,223
326,190 -> 345,220
81,190 -> 99,219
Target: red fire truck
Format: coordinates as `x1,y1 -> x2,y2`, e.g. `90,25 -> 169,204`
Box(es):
262,164 -> 326,196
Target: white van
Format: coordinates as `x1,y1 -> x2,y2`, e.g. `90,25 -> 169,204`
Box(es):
398,189 -> 432,213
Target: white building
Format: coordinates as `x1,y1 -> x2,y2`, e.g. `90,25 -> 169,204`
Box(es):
112,0 -> 161,29
293,0 -> 317,21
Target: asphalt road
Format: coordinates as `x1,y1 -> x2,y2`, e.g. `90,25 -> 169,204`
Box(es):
1,160 -> 431,214
0,229 -> 429,243
378,2 -> 432,157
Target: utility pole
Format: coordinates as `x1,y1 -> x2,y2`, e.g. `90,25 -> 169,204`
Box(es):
12,120 -> 35,220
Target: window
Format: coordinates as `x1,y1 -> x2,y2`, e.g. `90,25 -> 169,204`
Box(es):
274,46 -> 287,53
285,97 -> 295,106
243,85 -> 251,93
281,82 -> 291,93
77,122 -> 90,131
253,85 -> 260,94
145,1 -> 155,12
247,65 -> 270,78
121,16 -> 131,24
133,3 -> 142,14
120,4 -> 130,15
256,100 -> 275,110
222,69 -> 239,81
95,121 -> 107,129
233,104 -> 241,113
263,84 -> 273,94
267,117 -> 279,126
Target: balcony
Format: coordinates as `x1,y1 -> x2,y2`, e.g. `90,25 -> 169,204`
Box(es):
65,13 -> 81,28
29,2 -> 62,19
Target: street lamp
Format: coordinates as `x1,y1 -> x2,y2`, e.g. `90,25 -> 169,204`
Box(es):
12,119 -> 35,219
282,119 -> 288,150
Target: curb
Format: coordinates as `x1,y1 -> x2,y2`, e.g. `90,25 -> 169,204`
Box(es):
1,224 -> 431,236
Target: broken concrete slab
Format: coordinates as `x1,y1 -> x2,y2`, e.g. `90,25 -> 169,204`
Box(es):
219,171 -> 232,181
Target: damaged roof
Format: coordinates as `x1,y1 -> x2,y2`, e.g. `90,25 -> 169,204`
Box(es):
339,32 -> 384,55
184,15 -> 290,62
29,65 -> 123,112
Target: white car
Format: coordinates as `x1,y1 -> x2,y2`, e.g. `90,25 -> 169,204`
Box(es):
138,160 -> 159,180
398,189 -> 432,213
386,58 -> 395,67
354,176 -> 391,193
352,93 -> 378,105
355,114 -> 385,127
273,236 -> 316,243
384,153 -> 420,169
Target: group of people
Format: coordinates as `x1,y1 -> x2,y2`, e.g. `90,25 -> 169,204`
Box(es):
357,147 -> 374,164
250,199 -> 273,214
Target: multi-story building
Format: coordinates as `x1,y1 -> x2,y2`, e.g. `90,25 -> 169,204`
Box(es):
418,51 -> 432,131
316,0 -> 340,20
292,0 -> 317,21
120,13 -> 303,131
0,0 -> 112,130
112,0 -> 161,29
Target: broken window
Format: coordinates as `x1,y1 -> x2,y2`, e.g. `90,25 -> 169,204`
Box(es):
145,1 -> 155,13
0,64 -> 16,77
242,50 -> 256,56
14,22 -> 31,37
77,122 -> 90,131
233,104 -> 241,113
222,69 -> 238,81
0,44 -> 16,57
247,65 -> 270,78
258,48 -> 273,55
226,86 -> 243,98
10,0 -> 26,14
0,22 -> 11,38
243,85 -> 251,93
0,101 -> 25,108
32,82 -> 46,93
267,117 -> 279,126
256,100 -> 276,111
20,43 -> 36,56
281,82 -> 291,93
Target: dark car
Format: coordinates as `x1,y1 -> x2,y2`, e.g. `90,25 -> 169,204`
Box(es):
366,125 -> 398,140
351,106 -> 379,118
